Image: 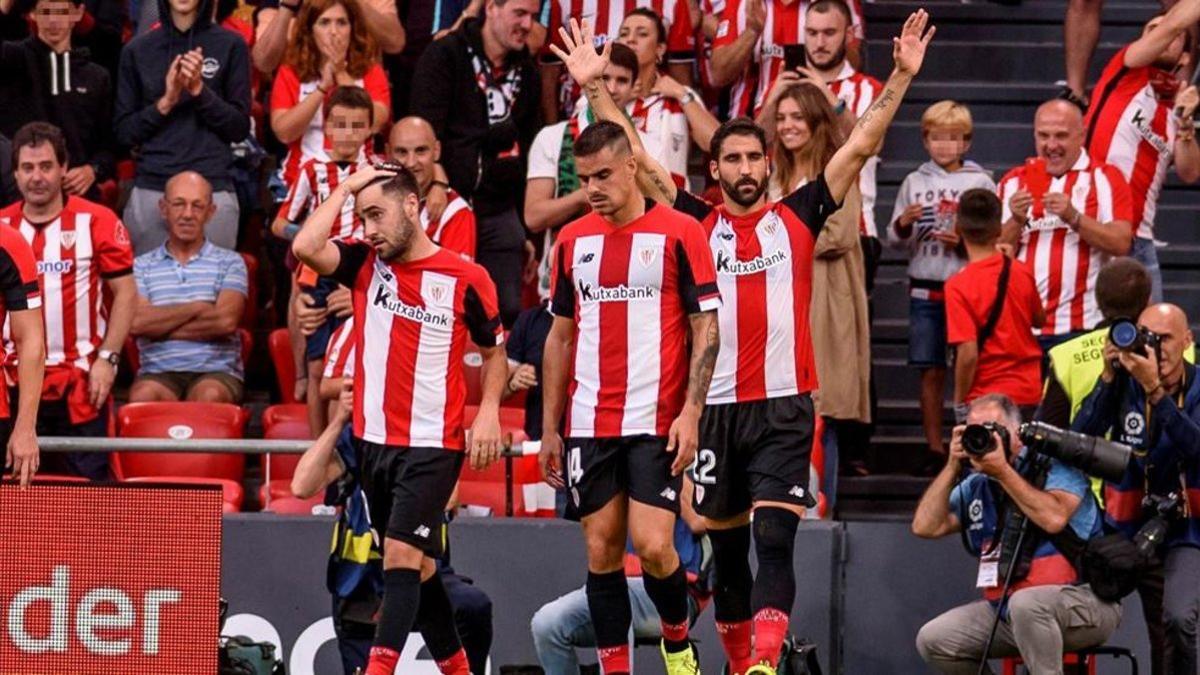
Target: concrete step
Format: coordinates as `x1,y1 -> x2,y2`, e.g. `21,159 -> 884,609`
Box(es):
861,39 -> 1122,84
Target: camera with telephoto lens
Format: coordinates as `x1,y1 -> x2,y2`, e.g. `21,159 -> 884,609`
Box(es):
1017,421 -> 1133,483
1134,492 -> 1185,560
1109,318 -> 1162,360
961,422 -> 1010,457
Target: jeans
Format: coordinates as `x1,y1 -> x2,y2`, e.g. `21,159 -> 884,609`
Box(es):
1163,546 -> 1200,674
124,186 -> 239,255
1130,236 -> 1163,304
530,578 -> 668,674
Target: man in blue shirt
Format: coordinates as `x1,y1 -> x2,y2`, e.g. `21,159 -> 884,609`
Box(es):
129,171 -> 247,403
912,394 -> 1120,674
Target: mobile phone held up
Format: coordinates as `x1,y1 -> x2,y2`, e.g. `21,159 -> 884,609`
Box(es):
784,44 -> 806,72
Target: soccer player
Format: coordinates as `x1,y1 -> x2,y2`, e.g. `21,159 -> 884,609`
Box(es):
554,12 -> 933,673
291,164 -> 507,675
0,211 -> 44,489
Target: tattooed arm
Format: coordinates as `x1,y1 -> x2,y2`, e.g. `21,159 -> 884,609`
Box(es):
668,310 -> 719,476
823,10 -> 935,204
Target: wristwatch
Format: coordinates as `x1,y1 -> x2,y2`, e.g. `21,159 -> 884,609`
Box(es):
98,349 -> 120,367
680,88 -> 699,106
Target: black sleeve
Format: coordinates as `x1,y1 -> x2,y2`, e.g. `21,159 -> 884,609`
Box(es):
549,245 -> 575,318
330,240 -> 371,288
89,69 -> 117,182
0,248 -> 38,311
506,310 -> 530,362
1035,372 -> 1072,429
463,285 -> 503,347
779,173 -> 842,238
672,189 -> 713,223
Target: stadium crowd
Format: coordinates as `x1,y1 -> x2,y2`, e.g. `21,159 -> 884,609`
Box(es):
3,0 -> 1200,673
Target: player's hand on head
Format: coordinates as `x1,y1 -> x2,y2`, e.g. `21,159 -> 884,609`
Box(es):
342,164 -> 398,194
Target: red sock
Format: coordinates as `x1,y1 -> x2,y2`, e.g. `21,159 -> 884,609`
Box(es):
365,646 -> 400,675
436,648 -> 470,675
717,620 -> 754,673
661,618 -> 690,649
597,644 -> 631,674
753,607 -> 790,666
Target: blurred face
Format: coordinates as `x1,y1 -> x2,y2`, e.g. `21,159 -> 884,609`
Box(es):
160,177 -> 214,245
1034,103 -> 1084,177
602,63 -> 636,108
14,142 -> 65,209
167,0 -> 201,16
574,145 -> 638,218
965,401 -> 1022,463
1139,305 -> 1194,385
313,3 -> 351,58
356,183 -> 421,261
775,97 -> 812,153
485,0 -> 538,53
711,133 -> 769,208
804,9 -> 849,71
389,124 -> 441,194
618,15 -> 665,69
924,129 -> 970,168
32,0 -> 83,48
1145,16 -> 1188,71
325,105 -> 372,160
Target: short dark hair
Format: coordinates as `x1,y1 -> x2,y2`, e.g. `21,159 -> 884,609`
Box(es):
574,121 -> 632,159
956,188 -> 1002,245
35,0 -> 86,8
1096,257 -> 1152,321
807,0 -> 853,26
607,42 -> 639,78
626,7 -> 667,44
709,117 -> 767,159
12,121 -> 67,169
364,164 -> 421,202
324,85 -> 375,126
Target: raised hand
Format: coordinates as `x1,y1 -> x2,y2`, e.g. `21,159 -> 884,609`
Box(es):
548,18 -> 611,87
893,9 -> 935,76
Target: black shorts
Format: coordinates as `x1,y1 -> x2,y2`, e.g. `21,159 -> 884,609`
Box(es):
358,441 -> 463,557
564,435 -> 682,517
693,394 -> 817,519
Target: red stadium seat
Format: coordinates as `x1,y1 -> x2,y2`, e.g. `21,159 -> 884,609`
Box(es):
122,475 -> 244,512
463,343 -> 483,406
811,416 -> 829,519
269,328 -> 298,404
239,253 -> 258,330
112,402 -> 249,482
264,494 -> 326,516
260,403 -> 312,502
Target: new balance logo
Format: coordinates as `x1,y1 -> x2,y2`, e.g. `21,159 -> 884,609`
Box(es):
789,485 -> 807,499
413,525 -> 431,538
660,487 -> 677,502
578,253 -> 595,264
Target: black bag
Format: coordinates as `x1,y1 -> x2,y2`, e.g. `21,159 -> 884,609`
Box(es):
1080,533 -> 1145,602
219,636 -> 286,675
777,636 -> 822,675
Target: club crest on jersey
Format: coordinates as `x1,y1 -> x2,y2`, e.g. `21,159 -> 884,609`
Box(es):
636,247 -> 658,268
59,231 -> 76,249
427,283 -> 450,306
114,222 -> 130,247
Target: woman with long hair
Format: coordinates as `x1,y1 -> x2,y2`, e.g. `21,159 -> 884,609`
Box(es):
758,73 -> 845,199
269,0 -> 391,185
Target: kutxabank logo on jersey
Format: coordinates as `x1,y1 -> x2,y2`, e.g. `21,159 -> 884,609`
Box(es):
715,248 -> 789,276
371,285 -> 451,326
576,280 -> 657,303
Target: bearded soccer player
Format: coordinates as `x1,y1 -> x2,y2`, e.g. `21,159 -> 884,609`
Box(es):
555,13 -> 934,674
292,165 -> 507,675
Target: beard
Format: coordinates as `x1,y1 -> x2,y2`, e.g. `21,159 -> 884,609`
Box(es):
372,216 -> 417,262
720,176 -> 767,208
809,42 -> 847,71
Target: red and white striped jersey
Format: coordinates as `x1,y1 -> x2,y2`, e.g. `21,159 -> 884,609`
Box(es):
550,202 -> 721,438
279,157 -> 369,243
323,315 -> 356,380
1085,46 -> 1180,240
0,196 -> 133,369
713,0 -> 865,118
998,150 -> 1134,336
673,177 -> 838,403
544,0 -> 695,58
421,190 -> 477,261
828,63 -> 882,238
331,243 -> 503,450
0,226 -> 41,419
630,94 -> 690,186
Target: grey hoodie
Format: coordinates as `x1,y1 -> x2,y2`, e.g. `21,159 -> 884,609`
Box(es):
887,160 -> 995,288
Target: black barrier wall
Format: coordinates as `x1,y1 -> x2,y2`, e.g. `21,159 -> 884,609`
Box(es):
221,516 -> 1151,674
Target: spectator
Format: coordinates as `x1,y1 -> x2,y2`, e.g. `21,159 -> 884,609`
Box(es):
0,0 -> 115,203
529,479 -> 709,673
129,172 -> 248,404
410,0 -> 542,328
617,8 -> 718,186
268,0 -> 391,189
250,0 -> 404,76
1085,0 -> 1200,303
541,0 -> 693,122
524,42 -> 640,299
887,101 -> 995,470
503,299 -> 549,441
0,122 -> 136,481
945,190 -> 1045,422
710,0 -> 863,118
913,394 -> 1119,673
999,99 -> 1133,351
388,116 -> 477,260
115,0 -> 250,254
0,132 -> 15,205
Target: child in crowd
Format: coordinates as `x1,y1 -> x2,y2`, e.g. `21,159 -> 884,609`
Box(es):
272,86 -> 375,435
887,101 -> 995,472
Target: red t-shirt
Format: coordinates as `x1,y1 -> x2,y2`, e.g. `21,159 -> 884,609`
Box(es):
945,254 -> 1044,406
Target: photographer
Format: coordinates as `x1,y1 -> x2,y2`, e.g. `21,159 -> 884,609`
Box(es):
1073,303 -> 1200,673
913,394 -> 1120,674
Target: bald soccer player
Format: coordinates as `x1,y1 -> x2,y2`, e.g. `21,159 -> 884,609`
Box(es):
389,117 -> 477,260
1075,303 -> 1200,673
997,99 -> 1134,352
